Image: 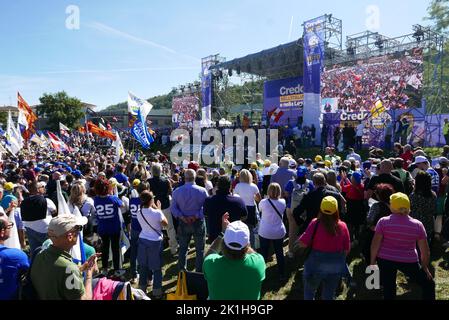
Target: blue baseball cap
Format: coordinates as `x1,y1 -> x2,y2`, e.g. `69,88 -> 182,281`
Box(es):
352,172 -> 362,184
297,166 -> 308,178
362,161 -> 372,170
72,170 -> 82,178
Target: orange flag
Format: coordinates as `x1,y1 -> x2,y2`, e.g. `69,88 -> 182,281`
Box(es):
87,122 -> 116,141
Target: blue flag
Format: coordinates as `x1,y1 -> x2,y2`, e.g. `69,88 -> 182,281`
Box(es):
130,109 -> 154,149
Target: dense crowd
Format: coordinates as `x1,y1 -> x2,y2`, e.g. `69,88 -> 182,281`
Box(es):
1,130 -> 449,300
322,54 -> 423,112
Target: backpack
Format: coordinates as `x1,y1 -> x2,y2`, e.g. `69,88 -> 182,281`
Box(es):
291,181 -> 310,211
17,247 -> 42,300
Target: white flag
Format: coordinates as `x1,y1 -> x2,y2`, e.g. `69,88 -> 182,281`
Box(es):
59,122 -> 70,137
112,131 -> 125,163
128,91 -> 153,120
6,111 -> 23,155
17,110 -> 28,130
56,180 -> 86,264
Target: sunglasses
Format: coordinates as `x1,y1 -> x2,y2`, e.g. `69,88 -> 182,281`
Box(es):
68,225 -> 83,234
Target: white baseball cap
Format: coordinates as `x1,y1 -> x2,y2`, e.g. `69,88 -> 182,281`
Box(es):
414,156 -> 429,165
224,221 -> 250,250
48,214 -> 88,237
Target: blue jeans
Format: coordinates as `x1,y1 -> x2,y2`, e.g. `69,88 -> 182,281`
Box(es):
259,236 -> 285,276
303,250 -> 349,300
137,238 -> 163,292
130,229 -> 140,277
25,227 -> 47,254
177,219 -> 205,272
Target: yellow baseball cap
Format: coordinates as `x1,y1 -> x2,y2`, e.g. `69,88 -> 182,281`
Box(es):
320,196 -> 338,215
264,160 -> 271,167
390,193 -> 410,213
315,155 -> 323,162
132,179 -> 141,187
324,160 -> 332,168
251,162 -> 258,170
3,182 -> 15,191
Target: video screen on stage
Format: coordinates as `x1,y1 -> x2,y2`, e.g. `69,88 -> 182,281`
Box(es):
172,95 -> 199,127
321,48 -> 424,113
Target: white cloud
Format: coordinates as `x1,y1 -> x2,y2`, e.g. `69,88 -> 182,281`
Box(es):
35,66 -> 198,75
87,21 -> 200,63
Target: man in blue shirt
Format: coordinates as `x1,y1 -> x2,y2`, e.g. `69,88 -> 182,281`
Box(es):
114,164 -> 130,188
270,157 -> 296,193
204,176 -> 248,243
0,214 -> 30,300
171,169 -> 208,272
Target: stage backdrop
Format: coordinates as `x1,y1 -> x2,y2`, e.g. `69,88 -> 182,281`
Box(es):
172,95 -> 199,127
263,76 -> 304,126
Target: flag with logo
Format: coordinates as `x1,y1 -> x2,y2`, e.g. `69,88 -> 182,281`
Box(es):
128,91 -> 153,127
130,109 -> 154,149
56,180 -> 86,265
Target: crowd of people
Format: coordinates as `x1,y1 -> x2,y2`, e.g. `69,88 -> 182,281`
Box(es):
321,53 -> 423,113
1,132 -> 448,301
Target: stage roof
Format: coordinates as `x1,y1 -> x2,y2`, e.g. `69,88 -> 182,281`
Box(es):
211,39 -> 304,80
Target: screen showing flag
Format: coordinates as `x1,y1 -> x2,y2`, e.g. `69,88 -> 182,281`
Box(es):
263,76 -> 304,126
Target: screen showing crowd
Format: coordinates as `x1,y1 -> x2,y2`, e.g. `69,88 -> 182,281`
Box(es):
321,48 -> 424,113
172,95 -> 200,126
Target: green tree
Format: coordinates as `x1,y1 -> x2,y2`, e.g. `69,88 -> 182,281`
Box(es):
425,0 -> 449,114
427,0 -> 449,34
37,91 -> 84,131
0,112 -> 7,129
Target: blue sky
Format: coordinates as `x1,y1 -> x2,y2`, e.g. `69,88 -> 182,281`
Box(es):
0,0 -> 431,109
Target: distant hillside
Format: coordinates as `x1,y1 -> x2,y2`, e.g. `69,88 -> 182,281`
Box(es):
104,92 -> 175,112
104,78 -> 264,115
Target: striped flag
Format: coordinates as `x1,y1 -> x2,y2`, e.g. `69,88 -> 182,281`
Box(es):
268,107 -> 285,123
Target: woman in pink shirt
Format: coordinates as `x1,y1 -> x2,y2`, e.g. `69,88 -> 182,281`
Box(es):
370,192 -> 435,300
298,196 -> 351,300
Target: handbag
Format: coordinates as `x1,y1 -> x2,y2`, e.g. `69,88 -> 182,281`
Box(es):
166,271 -> 197,300
267,199 -> 284,221
184,271 -> 209,301
297,220 -> 320,261
139,208 -> 163,238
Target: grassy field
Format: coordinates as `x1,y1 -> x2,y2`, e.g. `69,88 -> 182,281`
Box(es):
114,237 -> 449,300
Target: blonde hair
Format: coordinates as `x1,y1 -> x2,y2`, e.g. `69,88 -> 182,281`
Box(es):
267,183 -> 281,200
239,169 -> 253,184
69,182 -> 86,208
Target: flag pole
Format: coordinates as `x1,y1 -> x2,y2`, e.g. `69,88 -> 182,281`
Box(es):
85,113 -> 92,151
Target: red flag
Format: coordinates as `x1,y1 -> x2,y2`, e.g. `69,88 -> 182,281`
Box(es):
47,132 -> 65,152
268,108 -> 284,123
